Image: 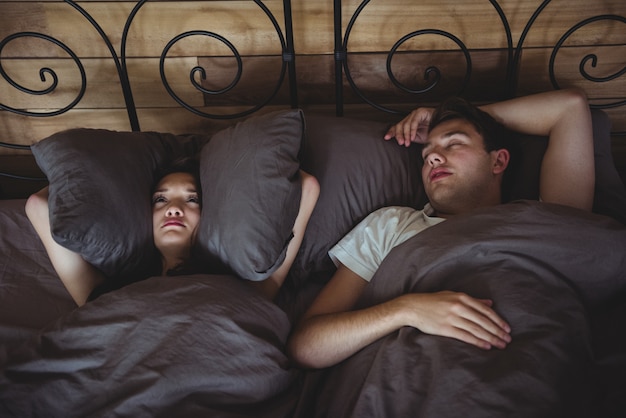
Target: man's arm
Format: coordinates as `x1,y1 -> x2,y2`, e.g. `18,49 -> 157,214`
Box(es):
479,88 -> 595,211
25,188 -> 105,306
287,263 -> 512,369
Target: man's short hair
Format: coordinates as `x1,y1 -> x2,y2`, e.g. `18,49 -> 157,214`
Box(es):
428,97 -> 520,201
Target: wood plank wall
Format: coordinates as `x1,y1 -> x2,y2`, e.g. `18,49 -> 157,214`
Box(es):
1,0 -> 625,197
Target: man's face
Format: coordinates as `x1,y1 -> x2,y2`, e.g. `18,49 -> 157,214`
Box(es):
421,118 -> 506,217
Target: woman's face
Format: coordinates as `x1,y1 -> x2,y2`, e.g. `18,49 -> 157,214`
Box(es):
152,172 -> 201,255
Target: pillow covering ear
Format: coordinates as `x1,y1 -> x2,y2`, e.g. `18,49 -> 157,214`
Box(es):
31,128 -> 206,279
289,113 -> 426,288
196,109 -> 304,282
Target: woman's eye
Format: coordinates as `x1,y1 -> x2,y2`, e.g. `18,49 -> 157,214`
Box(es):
188,196 -> 200,204
152,195 -> 167,205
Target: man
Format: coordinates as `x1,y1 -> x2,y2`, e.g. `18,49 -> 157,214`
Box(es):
287,88 -> 595,369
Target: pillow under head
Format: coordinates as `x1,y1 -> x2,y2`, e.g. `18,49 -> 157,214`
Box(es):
288,113 -> 426,288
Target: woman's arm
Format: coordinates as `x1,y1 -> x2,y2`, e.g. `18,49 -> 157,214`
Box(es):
287,263 -> 511,369
251,170 -> 320,300
25,187 -> 105,306
480,88 -> 594,211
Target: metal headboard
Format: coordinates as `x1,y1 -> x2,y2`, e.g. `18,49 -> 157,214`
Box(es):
0,0 -> 297,184
333,0 -> 625,134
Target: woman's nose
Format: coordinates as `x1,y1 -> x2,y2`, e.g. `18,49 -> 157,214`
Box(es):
166,205 -> 183,217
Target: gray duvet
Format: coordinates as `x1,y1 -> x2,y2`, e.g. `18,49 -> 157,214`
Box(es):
1,200 -> 625,417
295,201 -> 626,418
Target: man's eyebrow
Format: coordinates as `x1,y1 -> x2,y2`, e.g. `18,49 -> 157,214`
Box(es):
440,130 -> 472,139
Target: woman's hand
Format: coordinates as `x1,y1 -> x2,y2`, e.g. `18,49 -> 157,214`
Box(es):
384,107 -> 435,146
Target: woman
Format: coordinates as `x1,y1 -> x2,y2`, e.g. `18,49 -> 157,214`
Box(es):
26,157 -> 319,306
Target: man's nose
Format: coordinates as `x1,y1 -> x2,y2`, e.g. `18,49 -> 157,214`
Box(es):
427,152 -> 444,166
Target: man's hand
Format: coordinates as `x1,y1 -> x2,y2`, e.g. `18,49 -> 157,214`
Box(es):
384,107 -> 435,146
288,264 -> 513,369
396,290 -> 512,350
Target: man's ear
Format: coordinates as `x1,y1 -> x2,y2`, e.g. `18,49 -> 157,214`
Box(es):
492,149 -> 510,175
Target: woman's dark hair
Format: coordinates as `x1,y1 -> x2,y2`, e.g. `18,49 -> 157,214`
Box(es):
152,156 -> 202,201
428,97 -> 520,202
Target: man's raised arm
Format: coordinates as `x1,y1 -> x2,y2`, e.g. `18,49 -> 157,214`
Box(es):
480,88 -> 595,211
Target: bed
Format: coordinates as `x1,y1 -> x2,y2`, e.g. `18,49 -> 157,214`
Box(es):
1,1 -> 626,417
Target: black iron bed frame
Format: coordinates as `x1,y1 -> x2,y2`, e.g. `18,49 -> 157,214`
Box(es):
333,0 -> 626,118
1,0 -> 624,184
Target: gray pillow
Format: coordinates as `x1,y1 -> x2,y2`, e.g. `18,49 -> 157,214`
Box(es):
589,109 -> 626,225
196,109 -> 304,281
289,114 -> 426,287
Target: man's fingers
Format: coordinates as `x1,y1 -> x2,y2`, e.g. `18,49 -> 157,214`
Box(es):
449,317 -> 510,350
461,296 -> 511,333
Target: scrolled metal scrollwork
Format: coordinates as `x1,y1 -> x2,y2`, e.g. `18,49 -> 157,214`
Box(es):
0,0 -> 137,183
125,0 -> 293,120
1,0 -> 137,134
0,29 -> 87,180
549,14 -> 626,110
335,0 -> 513,116
0,32 -> 87,118
386,29 -> 471,96
158,30 -> 250,120
162,31 -> 243,97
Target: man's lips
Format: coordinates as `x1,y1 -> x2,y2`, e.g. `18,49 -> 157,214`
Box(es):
429,168 -> 451,182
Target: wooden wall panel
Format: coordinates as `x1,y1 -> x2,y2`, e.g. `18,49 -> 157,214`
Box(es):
0,110 -> 134,153
1,0 -> 625,189
0,1 -> 286,57
517,46 -> 626,99
298,0 -> 625,53
197,56 -> 289,106
1,59 -> 125,110
0,105 -> 290,154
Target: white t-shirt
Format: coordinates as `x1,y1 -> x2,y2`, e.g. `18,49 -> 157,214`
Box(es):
328,204 -> 445,282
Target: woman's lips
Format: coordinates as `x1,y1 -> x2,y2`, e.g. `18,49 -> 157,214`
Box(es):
162,220 -> 185,228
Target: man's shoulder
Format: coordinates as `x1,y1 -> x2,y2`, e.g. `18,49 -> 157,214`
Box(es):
370,205 -> 422,218
363,206 -> 428,230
